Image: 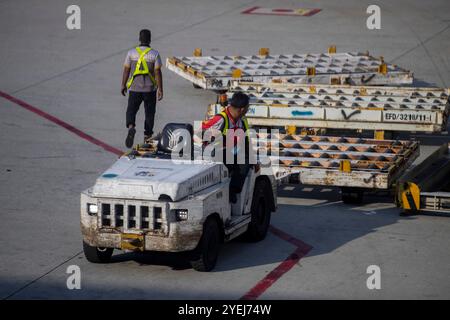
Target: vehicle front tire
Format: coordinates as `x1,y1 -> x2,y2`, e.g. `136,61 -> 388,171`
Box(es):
83,241 -> 113,263
190,218 -> 221,272
245,180 -> 271,242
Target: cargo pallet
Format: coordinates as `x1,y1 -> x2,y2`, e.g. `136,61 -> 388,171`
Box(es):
168,47 -> 450,212
257,133 -> 419,203
167,47 -> 413,90
209,81 -> 450,135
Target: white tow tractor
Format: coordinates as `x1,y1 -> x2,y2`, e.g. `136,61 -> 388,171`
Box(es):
81,123 -> 277,271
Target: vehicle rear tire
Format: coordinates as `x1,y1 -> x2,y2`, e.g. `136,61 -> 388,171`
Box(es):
245,180 -> 271,242
190,218 -> 221,272
341,187 -> 364,204
83,241 -> 113,263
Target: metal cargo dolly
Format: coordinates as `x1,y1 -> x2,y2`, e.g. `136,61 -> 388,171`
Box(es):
208,81 -> 450,138
166,47 -> 413,90
257,132 -> 419,203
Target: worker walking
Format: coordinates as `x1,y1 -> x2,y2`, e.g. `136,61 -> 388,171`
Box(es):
121,29 -> 163,148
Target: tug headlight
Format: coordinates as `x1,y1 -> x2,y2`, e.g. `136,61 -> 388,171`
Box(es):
87,203 -> 98,215
175,209 -> 188,221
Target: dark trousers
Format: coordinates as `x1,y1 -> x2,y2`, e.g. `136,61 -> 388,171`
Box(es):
226,163 -> 251,197
126,91 -> 157,136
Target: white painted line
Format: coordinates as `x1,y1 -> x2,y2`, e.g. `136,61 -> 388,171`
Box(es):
314,200 -> 343,207
278,197 -> 327,206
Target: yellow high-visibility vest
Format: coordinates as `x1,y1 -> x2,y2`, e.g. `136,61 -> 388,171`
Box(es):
126,47 -> 157,89
218,111 -> 250,157
219,111 -> 249,136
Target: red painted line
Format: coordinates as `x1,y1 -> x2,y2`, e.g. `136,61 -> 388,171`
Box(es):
242,11 -> 297,17
241,6 -> 259,14
241,8 -> 321,17
240,246 -> 310,300
240,227 -> 313,300
269,225 -> 312,253
0,90 -> 123,156
272,9 -> 294,13
303,8 -> 322,17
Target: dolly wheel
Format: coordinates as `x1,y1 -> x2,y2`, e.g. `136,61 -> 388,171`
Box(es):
341,187 -> 364,204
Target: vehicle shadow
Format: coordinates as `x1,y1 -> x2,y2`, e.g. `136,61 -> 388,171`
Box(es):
412,78 -> 439,87
106,184 -> 416,272
109,251 -> 193,270
93,186 -> 435,268
216,184 -> 414,271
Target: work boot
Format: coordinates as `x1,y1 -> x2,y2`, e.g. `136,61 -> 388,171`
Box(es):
144,135 -> 152,144
125,127 -> 136,148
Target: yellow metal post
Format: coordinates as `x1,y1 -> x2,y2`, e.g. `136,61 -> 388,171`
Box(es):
259,48 -> 270,56
285,125 -> 297,135
378,63 -> 388,74
377,56 -> 387,74
232,68 -> 242,78
400,182 -> 420,211
339,160 -> 352,172
193,48 -> 202,57
374,130 -> 385,140
330,77 -> 341,85
328,45 -> 336,54
307,67 -> 316,76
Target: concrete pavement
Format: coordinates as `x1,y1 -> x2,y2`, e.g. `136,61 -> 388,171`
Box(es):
1,0 -> 449,299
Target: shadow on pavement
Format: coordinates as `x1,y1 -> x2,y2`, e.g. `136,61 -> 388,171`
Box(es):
101,183 -> 416,272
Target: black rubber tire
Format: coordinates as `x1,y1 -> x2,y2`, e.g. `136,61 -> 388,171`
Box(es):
245,180 -> 271,242
190,218 -> 221,272
83,241 -> 113,263
193,83 -> 202,89
341,187 -> 364,204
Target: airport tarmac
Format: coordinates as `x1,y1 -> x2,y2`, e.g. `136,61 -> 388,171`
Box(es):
0,0 -> 449,299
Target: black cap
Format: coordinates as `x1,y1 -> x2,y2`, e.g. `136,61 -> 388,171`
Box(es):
230,92 -> 249,108
139,29 -> 151,45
